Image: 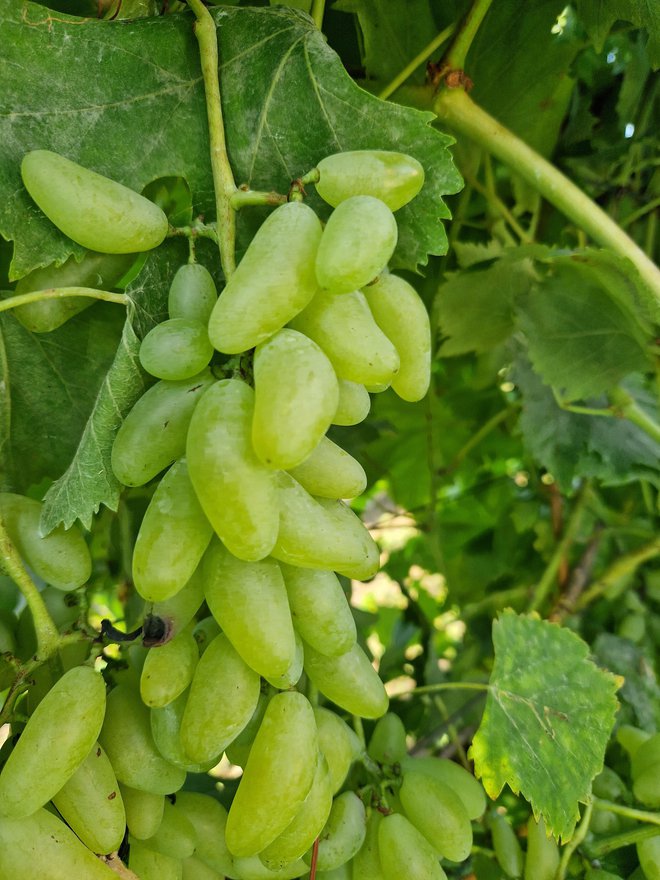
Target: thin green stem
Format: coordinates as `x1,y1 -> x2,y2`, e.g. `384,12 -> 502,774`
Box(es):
609,386 -> 660,444
448,407 -> 514,469
433,88 -> 660,301
398,681 -> 490,698
0,288 -> 127,315
378,23 -> 456,101
230,189 -> 288,209
556,801 -> 593,880
585,823 -> 660,858
353,715 -> 367,748
620,196 -> 660,229
310,0 -> 325,30
443,0 -> 494,70
187,0 -> 237,278
432,694 -> 470,768
576,538 -> 660,610
593,798 -> 660,827
462,585 -> 529,619
465,169 -> 533,243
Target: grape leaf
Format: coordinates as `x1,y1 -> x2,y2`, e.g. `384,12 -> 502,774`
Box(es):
593,633 -> 660,731
470,611 -> 620,842
574,0 -> 660,68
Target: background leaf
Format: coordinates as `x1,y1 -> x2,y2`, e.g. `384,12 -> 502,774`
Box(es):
574,0 -> 660,68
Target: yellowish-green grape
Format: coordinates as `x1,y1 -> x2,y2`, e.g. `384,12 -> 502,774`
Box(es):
631,733 -> 660,807
287,436 -> 367,499
208,201 -> 322,354
524,816 -> 559,880
118,784 -> 165,841
186,379 -> 279,561
51,742 -> 125,855
192,615 -> 221,655
225,691 -> 318,858
0,493 -> 91,591
314,706 -> 363,794
0,665 -> 106,818
0,808 -> 120,880
112,369 -> 214,487
332,379 -> 371,426
617,724 -> 651,758
146,562 -> 206,644
252,328 -> 339,469
289,289 -> 399,386
307,791 -> 366,872
363,273 -> 431,402
264,628 -> 304,690
400,755 -> 486,820
303,641 -> 388,719
353,810 -> 387,880
99,684 -> 186,794
315,151 -> 424,211
21,150 -> 168,253
368,712 -> 407,765
175,792 -> 235,878
260,753 -> 334,871
280,564 -> 356,657
139,318 -> 214,381
180,632 -> 260,765
232,855 -> 309,879
489,811 -> 524,878
377,813 -> 447,880
225,691 -> 271,768
637,835 -> 660,880
150,690 -> 217,773
133,459 -> 213,602
315,196 -> 397,295
182,856 -> 224,880
140,624 -> 199,707
273,473 -> 379,581
129,841 -> 183,880
203,540 -> 297,679
399,770 -> 472,862
142,800 -> 198,860
168,263 -> 218,325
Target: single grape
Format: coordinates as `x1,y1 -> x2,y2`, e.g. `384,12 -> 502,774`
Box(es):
146,562 -> 206,645
142,800 -> 198,860
377,813 -> 447,880
489,811 -> 524,878
307,790 -> 366,872
175,792 -> 236,878
314,706 -> 363,794
638,835 -> 660,880
400,755 -> 486,820
368,712 -> 407,765
303,640 -> 388,719
168,263 -> 218,325
150,690 -> 218,773
139,318 -> 213,381
399,769 -> 472,862
315,150 -> 424,211
140,624 -> 199,708
332,379 -> 371,426
353,810 -> 387,880
524,816 -> 559,880
263,629 -> 304,691
225,691 -> 271,768
287,435 -> 367,499
118,784 -> 165,841
631,733 -> 660,806
182,856 -> 225,880
280,564 -> 356,657
129,841 -> 182,880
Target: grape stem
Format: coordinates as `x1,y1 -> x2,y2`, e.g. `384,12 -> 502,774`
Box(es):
378,24 -> 456,101
399,681 -> 490,697
585,822 -> 660,858
310,0 -> 325,30
593,798 -> 660,827
555,800 -> 592,880
0,288 -> 127,314
442,0 -> 493,71
230,189 -> 288,209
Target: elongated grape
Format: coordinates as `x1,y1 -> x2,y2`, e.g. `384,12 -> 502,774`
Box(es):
14,250 -> 135,332
21,150 -> 168,253
208,201 -> 322,353
151,691 -> 217,773
252,329 -> 339,469
145,562 -> 206,646
399,770 -> 472,861
353,810 -> 387,880
0,808 -> 119,879
368,713 -> 407,765
119,784 -> 165,840
314,706 -> 363,794
143,800 -> 197,860
315,151 -> 424,211
273,473 -> 379,581
378,813 -> 447,880
140,318 -> 213,381
133,459 -> 213,602
225,691 -> 318,857
332,379 -> 371,425
187,379 -> 279,561
140,624 -> 199,707
51,742 -> 125,855
287,436 -> 366,499
225,691 -> 271,767
638,834 -> 660,880
289,289 -> 399,386
524,816 -> 559,880
203,540 -> 296,679
99,684 -> 186,794
129,842 -> 183,880
280,564 -> 356,657
232,856 -> 309,879
584,871 -> 625,880
303,641 -> 388,719
0,665 -> 105,817
260,753 -> 334,870
169,263 -> 217,325
175,792 -> 235,878
489,812 -> 523,878
111,369 -> 214,487
315,196 -> 397,295
617,724 -> 650,758
0,493 -> 91,591
183,856 -> 224,880
264,628 -> 304,690
632,733 -> 660,806
308,790 -> 366,872
363,273 -> 431,402
400,755 -> 486,820
192,615 -> 221,655
180,632 -> 260,764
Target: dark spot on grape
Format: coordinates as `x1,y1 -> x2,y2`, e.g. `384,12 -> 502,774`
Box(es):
108,791 -> 117,800
96,747 -> 102,757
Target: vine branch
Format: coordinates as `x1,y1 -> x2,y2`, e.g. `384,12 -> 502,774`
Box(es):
442,0 -> 494,71
0,288 -> 127,315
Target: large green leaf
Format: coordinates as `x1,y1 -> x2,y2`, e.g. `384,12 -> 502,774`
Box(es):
470,611 -> 620,842
574,0 -> 660,67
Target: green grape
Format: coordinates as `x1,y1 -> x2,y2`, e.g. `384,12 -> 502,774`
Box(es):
186,379 -> 279,561
303,641 -> 388,719
129,841 -> 183,880
182,856 -> 224,880
150,690 -> 217,773
399,755 -> 486,821
252,329 -> 339,469
368,713 -> 407,765
617,724 -> 651,758
0,493 -> 91,591
231,855 -> 309,879
225,691 -> 318,857
632,733 -> 660,806
119,784 -> 165,840
524,816 -> 559,880
363,273 -> 431,402
264,628 -> 304,690
280,564 -> 356,657
353,810 -> 387,880
592,766 -> 629,802
133,459 -> 213,602
289,289 -> 399,386
99,683 -> 186,794
332,379 -> 371,426
315,196 -> 397,295
315,151 -> 424,211
399,769 -> 472,861
260,753 -> 334,871
145,562 -> 206,645
168,263 -> 218,325
175,792 -> 235,877
180,632 -> 260,764
225,690 -> 271,767
21,150 -> 169,253
208,201 -> 322,354
0,807 -> 120,879
314,707 -> 363,794
638,834 -> 660,880
584,870 -> 625,880
140,624 -> 199,707
51,742 -> 126,855
309,867 -> 351,880
489,811 -> 524,878
308,790 -> 366,872
0,665 -> 105,818
590,808 -> 621,835
13,250 -> 136,332
203,540 -> 296,679
377,813 -> 447,880
192,615 -> 221,655
287,436 -> 367,499
273,473 -> 379,581
139,318 -> 214,381
143,800 -> 198,859
111,369 -> 214,487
